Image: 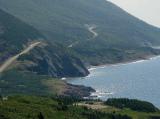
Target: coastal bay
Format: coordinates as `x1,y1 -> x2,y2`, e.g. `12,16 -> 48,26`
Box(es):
67,56 -> 160,107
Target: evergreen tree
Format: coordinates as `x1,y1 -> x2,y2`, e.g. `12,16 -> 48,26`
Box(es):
38,112 -> 44,119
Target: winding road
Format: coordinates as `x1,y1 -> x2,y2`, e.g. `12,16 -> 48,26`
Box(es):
68,24 -> 98,48
88,26 -> 98,39
0,42 -> 41,73
68,41 -> 79,48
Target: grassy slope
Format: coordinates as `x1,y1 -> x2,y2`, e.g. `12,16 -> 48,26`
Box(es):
0,8 -> 43,62
102,107 -> 160,119
1,0 -> 160,65
77,101 -> 160,119
0,95 -> 160,119
0,69 -> 93,97
0,95 -> 129,119
0,70 -> 58,96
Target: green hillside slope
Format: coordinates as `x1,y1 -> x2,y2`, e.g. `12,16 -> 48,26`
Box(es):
0,0 -> 160,65
0,9 -> 89,77
0,95 -> 160,119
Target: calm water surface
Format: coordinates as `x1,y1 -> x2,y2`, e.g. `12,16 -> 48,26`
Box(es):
67,57 -> 160,107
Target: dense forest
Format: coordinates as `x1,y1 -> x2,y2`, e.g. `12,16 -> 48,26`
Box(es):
1,95 -> 160,119
105,98 -> 159,112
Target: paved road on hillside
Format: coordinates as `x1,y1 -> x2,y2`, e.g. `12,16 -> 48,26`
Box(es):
88,26 -> 98,39
68,25 -> 98,48
0,42 -> 41,73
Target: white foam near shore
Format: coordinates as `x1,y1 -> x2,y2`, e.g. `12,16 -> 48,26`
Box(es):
86,74 -> 92,78
61,77 -> 67,80
90,90 -> 114,99
113,59 -> 147,67
88,66 -> 107,71
88,60 -> 145,71
127,55 -> 160,65
88,67 -> 97,71
88,55 -> 160,71
117,55 -> 160,65
149,55 -> 160,60
122,59 -> 146,66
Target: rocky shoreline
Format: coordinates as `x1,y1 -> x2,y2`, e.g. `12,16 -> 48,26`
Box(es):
66,54 -> 160,99
87,53 -> 160,73
62,83 -> 96,98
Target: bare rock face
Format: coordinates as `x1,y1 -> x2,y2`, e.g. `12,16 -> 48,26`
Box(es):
17,43 -> 89,78
63,83 -> 95,98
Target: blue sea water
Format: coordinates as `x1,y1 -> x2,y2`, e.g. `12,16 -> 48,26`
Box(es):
67,57 -> 160,107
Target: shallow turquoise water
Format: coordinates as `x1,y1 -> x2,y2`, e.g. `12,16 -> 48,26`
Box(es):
67,57 -> 160,107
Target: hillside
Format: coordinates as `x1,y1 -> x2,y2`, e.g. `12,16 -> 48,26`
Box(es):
1,0 -> 160,65
0,95 -> 160,119
0,9 -> 89,77
0,70 -> 94,97
0,1 -> 160,118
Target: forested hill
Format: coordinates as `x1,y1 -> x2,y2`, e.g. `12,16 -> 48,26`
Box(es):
0,9 -> 43,59
0,0 -> 160,65
0,95 -> 160,119
0,9 -> 89,77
